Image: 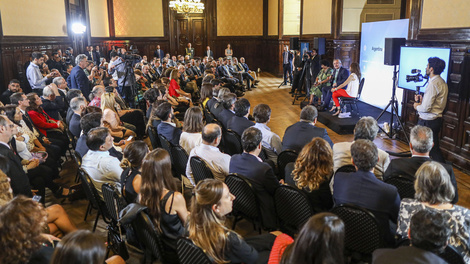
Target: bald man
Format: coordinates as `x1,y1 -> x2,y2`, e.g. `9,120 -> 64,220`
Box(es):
185,123 -> 231,186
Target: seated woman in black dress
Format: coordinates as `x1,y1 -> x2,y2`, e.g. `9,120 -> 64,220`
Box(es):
286,138 -> 334,212
120,141 -> 149,204
188,179 -> 277,264
139,148 -> 188,263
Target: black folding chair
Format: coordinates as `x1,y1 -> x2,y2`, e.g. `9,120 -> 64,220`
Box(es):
190,156 -> 214,185
102,184 -> 129,260
384,175 -> 416,200
78,169 -> 112,232
132,211 -> 165,264
223,129 -> 243,156
171,144 -> 189,180
158,134 -> 172,158
438,245 -> 465,264
335,164 -> 357,174
203,108 -> 216,124
73,150 -> 82,183
274,185 -> 315,236
259,146 -> 268,162
339,77 -> 365,115
331,204 -> 385,261
277,150 -> 298,180
176,237 -> 212,264
147,126 -> 161,149
225,173 -> 263,233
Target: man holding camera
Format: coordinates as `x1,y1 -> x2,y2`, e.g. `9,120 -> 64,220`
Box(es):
108,50 -> 136,107
413,57 -> 448,163
26,52 -> 59,95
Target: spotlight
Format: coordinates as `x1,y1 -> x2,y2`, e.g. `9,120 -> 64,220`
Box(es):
72,23 -> 86,34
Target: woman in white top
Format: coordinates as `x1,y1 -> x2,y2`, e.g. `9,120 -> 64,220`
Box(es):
179,107 -> 203,154
331,62 -> 361,116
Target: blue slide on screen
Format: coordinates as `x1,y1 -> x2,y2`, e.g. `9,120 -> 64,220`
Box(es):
397,47 -> 450,93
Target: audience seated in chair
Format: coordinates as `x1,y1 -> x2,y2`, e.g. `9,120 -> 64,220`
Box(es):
68,96 -> 87,138
227,98 -> 254,136
253,104 -> 282,165
179,106 -> 203,154
396,161 -> 470,262
119,141 -> 148,204
333,116 -> 390,180
230,127 -> 282,229
285,138 -> 334,212
41,84 -> 65,121
186,123 -> 231,186
332,139 -> 400,246
156,102 -> 182,146
282,105 -> 333,153
139,148 -> 188,262
269,213 -> 345,264
217,93 -> 237,129
187,179 -> 276,264
384,125 -> 458,203
81,127 -> 123,199
373,209 -> 450,264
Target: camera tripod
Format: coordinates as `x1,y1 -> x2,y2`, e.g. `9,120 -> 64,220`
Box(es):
376,65 -> 410,145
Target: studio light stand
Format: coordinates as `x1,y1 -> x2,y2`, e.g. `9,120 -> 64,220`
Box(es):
376,65 -> 410,151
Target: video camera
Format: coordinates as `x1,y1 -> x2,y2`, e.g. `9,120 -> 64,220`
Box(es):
406,69 -> 428,82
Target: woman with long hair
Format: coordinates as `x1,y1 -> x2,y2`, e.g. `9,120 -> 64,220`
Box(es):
271,213 -> 345,264
119,141 -> 148,204
287,138 -> 334,212
179,106 -> 203,154
188,179 -> 270,264
139,148 -> 188,262
330,62 -> 361,116
100,92 -> 136,140
397,161 -> 470,262
169,69 -> 191,98
51,230 -> 125,264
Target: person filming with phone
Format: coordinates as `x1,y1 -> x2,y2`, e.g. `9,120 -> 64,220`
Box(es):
413,57 -> 448,163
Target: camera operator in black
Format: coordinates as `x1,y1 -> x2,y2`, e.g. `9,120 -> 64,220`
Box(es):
108,50 -> 137,107
290,50 -> 304,94
301,51 -> 319,96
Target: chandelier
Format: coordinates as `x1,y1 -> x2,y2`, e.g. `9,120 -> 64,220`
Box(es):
169,0 -> 205,14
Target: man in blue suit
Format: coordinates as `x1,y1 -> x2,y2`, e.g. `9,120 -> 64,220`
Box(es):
155,102 -> 182,146
320,59 -> 349,111
282,105 -> 333,152
154,45 -> 165,60
333,139 -> 400,245
227,98 -> 254,136
282,45 -> 294,85
67,54 -> 91,99
230,127 -> 282,229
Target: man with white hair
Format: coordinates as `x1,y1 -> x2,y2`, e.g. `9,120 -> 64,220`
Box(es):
41,84 -> 65,120
52,77 -> 69,117
67,54 -> 91,99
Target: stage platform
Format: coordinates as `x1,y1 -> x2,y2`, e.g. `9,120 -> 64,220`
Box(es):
317,101 -> 394,134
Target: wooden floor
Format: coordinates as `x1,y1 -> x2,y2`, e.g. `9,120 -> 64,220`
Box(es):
48,72 -> 470,262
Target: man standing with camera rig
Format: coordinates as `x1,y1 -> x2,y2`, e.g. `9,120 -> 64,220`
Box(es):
413,57 -> 448,163
108,49 -> 137,107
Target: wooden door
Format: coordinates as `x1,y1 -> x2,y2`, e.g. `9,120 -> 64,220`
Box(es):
174,17 -> 205,57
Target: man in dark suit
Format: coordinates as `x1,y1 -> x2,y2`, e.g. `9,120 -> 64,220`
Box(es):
41,85 -> 65,120
0,116 -> 32,197
154,45 -> 165,60
282,45 -> 294,85
218,93 -> 237,129
230,127 -> 281,229
282,105 -> 333,152
205,46 -> 214,59
321,59 -> 349,111
333,139 -> 400,245
69,97 -> 87,138
373,209 -> 450,264
0,79 -> 22,105
156,102 -> 182,146
86,46 -> 94,61
67,54 -> 91,99
76,112 -> 122,160
206,84 -> 221,112
228,98 -> 254,136
93,45 -> 101,66
383,125 -> 458,203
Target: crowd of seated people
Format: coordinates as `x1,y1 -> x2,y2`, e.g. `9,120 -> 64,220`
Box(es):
1,48 -> 469,264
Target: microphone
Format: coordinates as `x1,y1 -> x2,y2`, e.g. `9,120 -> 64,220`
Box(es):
411,69 -> 421,74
